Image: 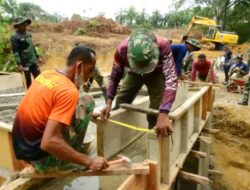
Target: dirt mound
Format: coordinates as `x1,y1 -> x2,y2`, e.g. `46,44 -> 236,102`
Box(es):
212,105 -> 250,138
30,16 -> 130,36
212,105 -> 250,190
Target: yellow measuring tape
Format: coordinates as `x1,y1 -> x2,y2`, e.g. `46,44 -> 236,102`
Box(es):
108,119 -> 155,134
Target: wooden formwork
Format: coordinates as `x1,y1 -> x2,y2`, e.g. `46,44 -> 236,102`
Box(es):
97,86 -> 214,190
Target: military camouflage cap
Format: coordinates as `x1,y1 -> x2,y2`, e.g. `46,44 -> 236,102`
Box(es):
13,17 -> 31,27
127,30 -> 160,75
185,38 -> 201,51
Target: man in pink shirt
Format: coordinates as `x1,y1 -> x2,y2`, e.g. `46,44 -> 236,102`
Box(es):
191,54 -> 215,83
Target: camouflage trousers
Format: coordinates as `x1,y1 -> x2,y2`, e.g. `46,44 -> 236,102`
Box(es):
31,93 -> 95,172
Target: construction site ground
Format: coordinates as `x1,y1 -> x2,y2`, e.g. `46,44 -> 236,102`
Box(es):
0,26 -> 250,190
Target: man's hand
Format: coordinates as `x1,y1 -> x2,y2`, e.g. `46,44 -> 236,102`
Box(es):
38,57 -> 45,66
92,111 -> 101,120
101,99 -> 112,120
179,74 -> 189,80
155,113 -> 173,137
17,65 -> 23,72
88,157 -> 109,171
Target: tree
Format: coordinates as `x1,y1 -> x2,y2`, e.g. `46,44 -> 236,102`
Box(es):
194,0 -> 250,29
125,6 -> 137,25
0,0 -> 18,21
135,8 -> 148,25
115,9 -> 126,24
150,10 -> 163,28
17,2 -> 46,20
71,14 -> 82,20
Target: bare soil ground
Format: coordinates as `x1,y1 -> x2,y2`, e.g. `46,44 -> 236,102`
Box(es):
212,103 -> 250,190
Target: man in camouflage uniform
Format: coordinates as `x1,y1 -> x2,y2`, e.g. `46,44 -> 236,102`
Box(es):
238,50 -> 250,105
11,17 -> 42,88
83,66 -> 107,99
101,30 -> 178,137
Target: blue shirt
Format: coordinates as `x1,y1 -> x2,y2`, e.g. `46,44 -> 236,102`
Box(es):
231,62 -> 249,73
170,44 -> 188,76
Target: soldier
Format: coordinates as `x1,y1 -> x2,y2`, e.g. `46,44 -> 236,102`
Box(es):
101,30 -> 178,137
11,17 -> 42,88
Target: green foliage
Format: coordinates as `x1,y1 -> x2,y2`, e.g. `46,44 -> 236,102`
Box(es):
74,27 -> 86,35
88,20 -> 100,29
0,24 -> 16,72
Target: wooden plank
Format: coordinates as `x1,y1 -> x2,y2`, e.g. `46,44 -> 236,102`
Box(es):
148,160 -> 160,190
207,86 -> 213,111
160,136 -> 171,184
170,86 -> 209,120
0,129 -> 15,171
181,112 -> 188,153
202,128 -> 220,135
183,80 -> 223,88
198,113 -> 212,190
118,160 -> 159,190
0,178 -> 47,190
194,99 -> 202,133
117,175 -> 148,190
208,169 -> 223,176
0,121 -> 12,132
160,114 -> 211,189
190,150 -> 207,159
178,171 -> 211,185
198,136 -> 212,144
19,163 -> 150,178
202,92 -> 208,120
7,133 -> 27,171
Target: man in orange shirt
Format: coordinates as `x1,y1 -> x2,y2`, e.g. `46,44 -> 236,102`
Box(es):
12,45 -> 109,172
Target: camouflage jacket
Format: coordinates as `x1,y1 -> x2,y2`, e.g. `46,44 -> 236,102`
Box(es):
10,31 -> 39,67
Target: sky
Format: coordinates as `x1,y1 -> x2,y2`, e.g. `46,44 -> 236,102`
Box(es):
16,0 -> 177,19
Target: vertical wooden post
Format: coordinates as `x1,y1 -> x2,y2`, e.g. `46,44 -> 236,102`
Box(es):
202,93 -> 208,120
194,99 -> 201,132
181,112 -> 188,153
160,135 -> 171,184
207,86 -> 213,111
148,161 -> 160,190
96,119 -> 104,157
197,114 -> 212,190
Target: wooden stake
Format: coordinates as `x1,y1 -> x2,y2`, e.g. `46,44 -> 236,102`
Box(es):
198,136 -> 212,144
190,150 -> 207,159
178,171 -> 211,185
202,128 -> 220,135
208,169 -> 223,176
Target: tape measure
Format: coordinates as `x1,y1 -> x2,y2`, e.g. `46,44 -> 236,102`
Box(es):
107,119 -> 155,134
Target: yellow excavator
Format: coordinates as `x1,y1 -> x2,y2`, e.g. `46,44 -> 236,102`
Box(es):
183,16 -> 239,50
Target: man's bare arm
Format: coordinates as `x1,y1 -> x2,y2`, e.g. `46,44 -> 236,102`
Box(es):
41,119 -> 109,170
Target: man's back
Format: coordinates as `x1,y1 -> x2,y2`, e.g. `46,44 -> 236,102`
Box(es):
13,70 -> 79,161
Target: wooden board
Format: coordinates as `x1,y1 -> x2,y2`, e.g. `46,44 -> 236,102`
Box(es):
0,178 -> 47,190
19,163 -> 149,178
